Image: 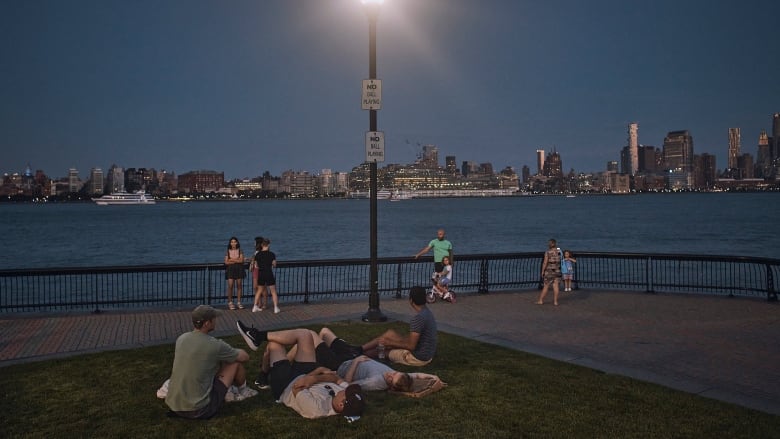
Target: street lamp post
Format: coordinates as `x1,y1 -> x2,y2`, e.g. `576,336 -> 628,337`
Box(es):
362,0 -> 387,322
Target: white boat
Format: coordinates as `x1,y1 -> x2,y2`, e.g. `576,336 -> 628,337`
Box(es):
376,189 -> 391,200
389,190 -> 413,201
94,191 -> 156,205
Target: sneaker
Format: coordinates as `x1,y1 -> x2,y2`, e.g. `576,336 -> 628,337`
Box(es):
224,386 -> 241,402
274,307 -> 280,314
236,320 -> 262,351
254,372 -> 270,390
252,305 -> 262,312
238,385 -> 259,399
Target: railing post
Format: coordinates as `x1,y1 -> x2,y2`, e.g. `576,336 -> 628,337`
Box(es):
204,266 -> 210,305
766,264 -> 777,302
304,266 -> 310,304
645,256 -> 654,293
396,263 -> 403,299
478,258 -> 489,294
92,272 -> 101,314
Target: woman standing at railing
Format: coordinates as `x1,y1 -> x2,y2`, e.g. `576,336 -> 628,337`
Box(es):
536,239 -> 562,306
224,237 -> 245,310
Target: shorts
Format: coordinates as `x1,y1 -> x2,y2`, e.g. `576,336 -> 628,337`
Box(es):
387,349 -> 432,367
268,360 -> 317,401
258,272 -> 276,286
563,273 -> 574,280
173,376 -> 228,420
438,277 -> 450,286
315,339 -> 357,371
225,264 -> 245,280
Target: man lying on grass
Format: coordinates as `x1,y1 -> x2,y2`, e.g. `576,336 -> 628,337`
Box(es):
165,305 -> 257,419
236,325 -> 365,419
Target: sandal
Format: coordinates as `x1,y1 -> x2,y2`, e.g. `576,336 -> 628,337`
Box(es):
237,303 -> 244,309
228,302 -> 236,310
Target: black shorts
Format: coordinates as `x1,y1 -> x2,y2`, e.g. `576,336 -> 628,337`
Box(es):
174,376 -> 228,420
315,339 -> 357,371
225,264 -> 245,280
258,272 -> 276,286
268,360 -> 317,400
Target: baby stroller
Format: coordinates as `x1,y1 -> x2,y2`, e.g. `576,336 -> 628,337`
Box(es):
427,272 -> 456,303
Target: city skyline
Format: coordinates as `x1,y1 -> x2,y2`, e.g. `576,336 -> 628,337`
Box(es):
2,0 -> 779,179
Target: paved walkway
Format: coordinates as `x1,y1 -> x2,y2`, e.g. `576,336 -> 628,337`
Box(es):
1,289 -> 778,415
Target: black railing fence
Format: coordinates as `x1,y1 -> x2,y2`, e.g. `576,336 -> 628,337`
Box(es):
1,252 -> 777,313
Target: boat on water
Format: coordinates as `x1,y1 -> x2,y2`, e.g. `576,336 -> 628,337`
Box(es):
389,190 -> 413,201
93,191 -> 156,205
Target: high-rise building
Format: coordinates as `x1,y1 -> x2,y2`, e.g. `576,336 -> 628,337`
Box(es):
536,150 -> 545,175
421,145 -> 439,168
178,170 -> 224,193
445,156 -> 457,174
68,168 -> 80,193
727,127 -> 741,169
663,130 -> 694,171
89,168 -> 104,195
542,150 -> 562,178
606,161 -> 618,172
107,165 -> 125,193
757,130 -> 771,178
638,145 -> 658,173
737,154 -> 754,179
772,113 -> 780,160
628,122 -> 638,175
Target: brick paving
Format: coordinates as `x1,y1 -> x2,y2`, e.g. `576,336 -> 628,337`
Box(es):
0,289 -> 777,415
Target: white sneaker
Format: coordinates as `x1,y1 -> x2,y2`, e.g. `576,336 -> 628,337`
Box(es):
224,386 -> 242,402
274,307 -> 280,314
239,386 -> 259,399
252,305 -> 262,312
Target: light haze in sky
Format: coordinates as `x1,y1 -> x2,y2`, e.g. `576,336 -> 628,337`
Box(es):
2,0 -> 778,179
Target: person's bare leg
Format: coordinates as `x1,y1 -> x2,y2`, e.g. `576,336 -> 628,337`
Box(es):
553,280 -> 560,306
537,282 -> 548,304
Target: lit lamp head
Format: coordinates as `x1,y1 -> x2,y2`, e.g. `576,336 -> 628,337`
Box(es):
361,0 -> 383,18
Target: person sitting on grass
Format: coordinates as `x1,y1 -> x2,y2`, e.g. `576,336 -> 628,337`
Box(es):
235,324 -> 365,419
360,286 -> 438,367
165,305 -> 256,419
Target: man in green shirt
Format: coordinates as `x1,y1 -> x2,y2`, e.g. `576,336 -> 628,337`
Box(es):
414,228 -> 453,273
165,305 -> 252,419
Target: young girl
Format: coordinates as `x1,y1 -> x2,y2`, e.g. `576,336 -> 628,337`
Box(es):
434,256 -> 455,302
562,250 -> 577,292
249,236 -> 263,311
224,237 -> 245,310
253,238 -> 280,314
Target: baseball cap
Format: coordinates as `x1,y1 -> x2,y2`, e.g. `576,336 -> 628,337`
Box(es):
341,384 -> 365,417
192,305 -> 221,324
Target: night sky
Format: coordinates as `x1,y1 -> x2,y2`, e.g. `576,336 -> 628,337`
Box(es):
2,0 -> 778,179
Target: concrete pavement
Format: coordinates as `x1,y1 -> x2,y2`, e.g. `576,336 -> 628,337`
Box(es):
0,289 -> 777,415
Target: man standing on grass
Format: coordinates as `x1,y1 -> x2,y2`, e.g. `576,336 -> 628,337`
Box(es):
414,228 -> 453,273
165,305 -> 256,419
236,324 -> 366,419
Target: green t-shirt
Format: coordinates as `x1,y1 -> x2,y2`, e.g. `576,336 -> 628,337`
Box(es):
165,331 -> 239,412
428,238 -> 453,263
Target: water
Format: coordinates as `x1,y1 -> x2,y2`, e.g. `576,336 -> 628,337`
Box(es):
1,193 -> 778,270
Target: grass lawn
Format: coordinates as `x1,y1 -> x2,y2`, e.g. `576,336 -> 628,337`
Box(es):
1,321 -> 778,438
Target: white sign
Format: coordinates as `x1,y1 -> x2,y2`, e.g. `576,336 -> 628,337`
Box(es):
365,131 -> 385,162
361,79 -> 382,110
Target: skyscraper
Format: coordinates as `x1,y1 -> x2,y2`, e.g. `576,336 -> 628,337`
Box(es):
772,113 -> 780,160
663,130 -> 694,172
727,127 -> 741,169
536,149 -> 545,175
628,122 -> 638,175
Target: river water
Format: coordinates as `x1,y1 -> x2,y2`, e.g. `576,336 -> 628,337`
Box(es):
1,193 -> 777,270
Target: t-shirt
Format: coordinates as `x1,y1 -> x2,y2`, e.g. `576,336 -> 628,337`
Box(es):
428,239 -> 452,263
280,378 -> 346,419
165,331 -> 240,412
409,307 -> 437,361
255,250 -> 276,275
337,359 -> 394,391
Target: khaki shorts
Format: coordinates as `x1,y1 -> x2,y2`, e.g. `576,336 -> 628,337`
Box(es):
387,349 -> 431,367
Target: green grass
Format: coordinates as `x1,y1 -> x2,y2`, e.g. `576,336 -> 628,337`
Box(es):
1,321 -> 778,438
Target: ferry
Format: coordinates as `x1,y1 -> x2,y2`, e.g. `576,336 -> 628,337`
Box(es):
93,191 -> 156,205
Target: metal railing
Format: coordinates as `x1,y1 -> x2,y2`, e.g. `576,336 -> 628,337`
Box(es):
1,252 -> 777,313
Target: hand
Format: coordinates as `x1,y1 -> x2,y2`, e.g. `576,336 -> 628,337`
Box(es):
355,355 -> 371,364
293,376 -> 313,392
